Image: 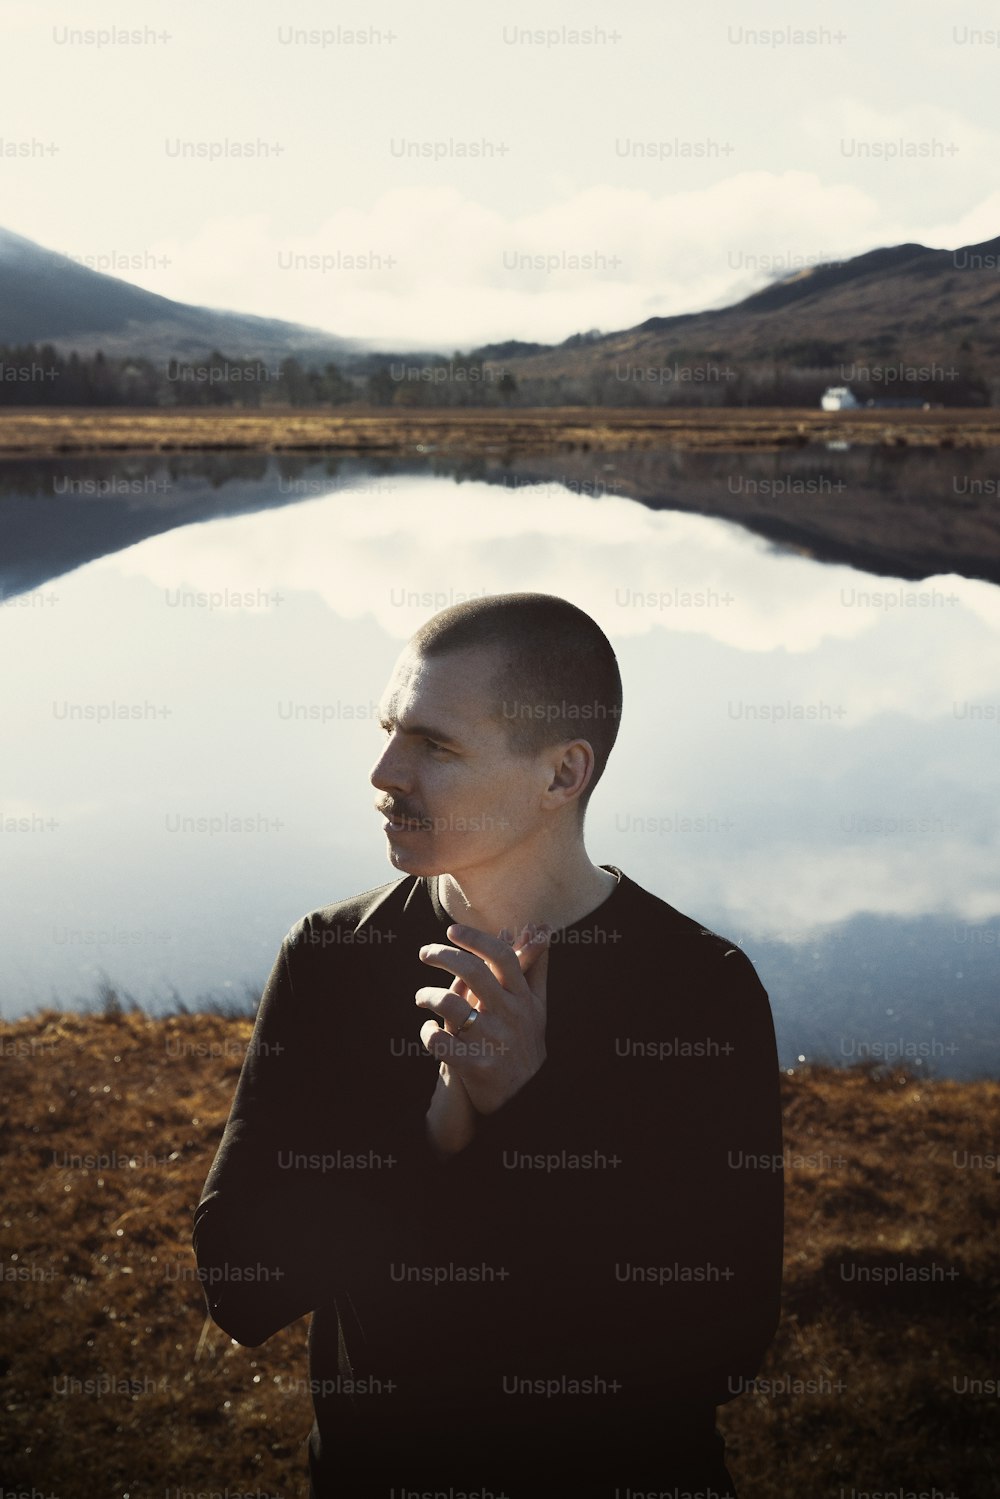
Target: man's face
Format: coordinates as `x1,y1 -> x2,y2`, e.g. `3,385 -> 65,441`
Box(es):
370,643 -> 556,878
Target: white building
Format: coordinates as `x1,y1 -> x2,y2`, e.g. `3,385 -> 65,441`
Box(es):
820,385 -> 859,411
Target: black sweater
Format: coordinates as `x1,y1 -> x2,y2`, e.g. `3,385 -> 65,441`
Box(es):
193,866 -> 783,1490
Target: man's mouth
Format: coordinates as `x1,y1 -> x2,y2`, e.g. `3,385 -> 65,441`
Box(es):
379,805 -> 429,832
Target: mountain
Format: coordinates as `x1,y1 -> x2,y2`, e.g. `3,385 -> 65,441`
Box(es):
483,235 -> 1000,404
0,225 -> 358,365
4,223 -> 999,402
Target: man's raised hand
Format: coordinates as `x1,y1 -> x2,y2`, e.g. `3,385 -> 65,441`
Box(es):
416,921 -> 550,1117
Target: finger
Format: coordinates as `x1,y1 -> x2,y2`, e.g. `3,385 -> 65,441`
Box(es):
420,1017 -> 453,1057
523,940 -> 549,999
442,922 -> 530,991
418,940 -> 508,1006
417,936 -> 470,999
414,983 -> 457,1008
513,921 -> 544,944
512,922 -> 552,960
420,1017 -> 476,1063
511,924 -> 551,988
415,985 -> 480,1035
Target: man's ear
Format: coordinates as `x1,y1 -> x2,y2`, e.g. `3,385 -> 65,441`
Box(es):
546,739 -> 595,806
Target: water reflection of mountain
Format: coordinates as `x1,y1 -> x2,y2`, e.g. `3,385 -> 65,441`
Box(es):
2,444 -> 999,601
741,911 -> 999,1082
0,452 -> 306,598
462,446 -> 1000,587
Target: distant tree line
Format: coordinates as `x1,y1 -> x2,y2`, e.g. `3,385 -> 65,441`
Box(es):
0,345 -> 358,407
0,341 -> 993,408
0,344 -> 519,408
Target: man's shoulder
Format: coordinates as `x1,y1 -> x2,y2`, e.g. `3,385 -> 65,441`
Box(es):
284,874 -> 417,949
619,870 -> 760,983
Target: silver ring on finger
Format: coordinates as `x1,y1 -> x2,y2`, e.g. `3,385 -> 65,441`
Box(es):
456,1004 -> 480,1034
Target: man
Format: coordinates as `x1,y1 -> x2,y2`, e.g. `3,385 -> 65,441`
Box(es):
193,592 -> 784,1497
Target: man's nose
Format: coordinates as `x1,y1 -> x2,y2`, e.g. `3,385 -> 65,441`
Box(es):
369,735 -> 409,792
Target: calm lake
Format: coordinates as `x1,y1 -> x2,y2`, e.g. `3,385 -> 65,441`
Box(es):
2,447 -> 998,1077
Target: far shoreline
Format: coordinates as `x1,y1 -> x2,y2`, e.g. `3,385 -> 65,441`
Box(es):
2,403 -> 1000,457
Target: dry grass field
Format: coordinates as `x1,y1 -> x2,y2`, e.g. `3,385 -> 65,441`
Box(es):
1,1002 -> 997,1498
2,404 -> 1000,457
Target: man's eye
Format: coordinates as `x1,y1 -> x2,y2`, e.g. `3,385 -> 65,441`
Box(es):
380,725 -> 449,753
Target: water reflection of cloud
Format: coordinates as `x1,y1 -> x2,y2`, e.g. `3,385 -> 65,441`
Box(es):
93,478 -> 1000,671
608,835 -> 1000,938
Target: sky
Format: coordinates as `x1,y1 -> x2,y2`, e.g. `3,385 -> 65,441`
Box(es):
3,0 -> 1000,349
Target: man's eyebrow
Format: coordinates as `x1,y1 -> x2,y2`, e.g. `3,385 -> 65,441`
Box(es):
377,710 -> 463,747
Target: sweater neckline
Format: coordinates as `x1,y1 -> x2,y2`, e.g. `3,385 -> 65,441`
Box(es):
425,864 -> 625,938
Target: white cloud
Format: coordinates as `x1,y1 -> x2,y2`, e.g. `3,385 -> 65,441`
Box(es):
90,477 -> 1000,703
137,174 -> 902,348
801,96 -> 1000,200
921,190 -> 1000,250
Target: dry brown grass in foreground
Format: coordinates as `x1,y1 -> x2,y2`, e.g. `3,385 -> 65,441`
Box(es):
1,1005 -> 998,1499
2,404 -> 1000,457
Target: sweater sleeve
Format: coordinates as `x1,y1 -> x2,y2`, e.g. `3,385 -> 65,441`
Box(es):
192,921 -> 432,1347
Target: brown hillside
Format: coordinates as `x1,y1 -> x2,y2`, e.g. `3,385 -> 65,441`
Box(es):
496,236 -> 1000,404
